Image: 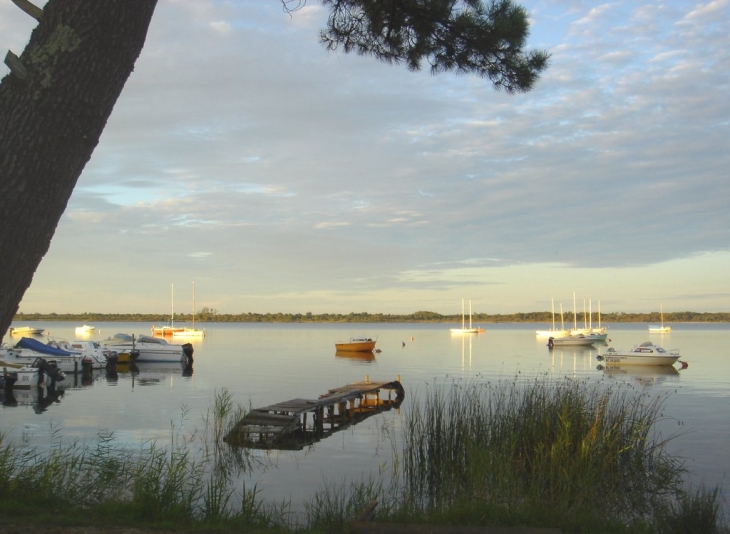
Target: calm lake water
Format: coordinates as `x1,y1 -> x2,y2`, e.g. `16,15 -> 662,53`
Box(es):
2,321 -> 729,515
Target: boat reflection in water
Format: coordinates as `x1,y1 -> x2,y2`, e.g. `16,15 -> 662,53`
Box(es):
335,350 -> 376,363
105,360 -> 193,386
598,363 -> 680,387
0,383 -> 65,413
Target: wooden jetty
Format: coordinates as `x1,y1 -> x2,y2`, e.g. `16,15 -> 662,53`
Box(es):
224,376 -> 405,450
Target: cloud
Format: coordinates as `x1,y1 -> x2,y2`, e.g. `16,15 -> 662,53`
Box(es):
3,0 -> 728,314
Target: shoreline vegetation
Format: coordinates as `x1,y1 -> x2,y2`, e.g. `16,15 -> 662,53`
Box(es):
13,310 -> 730,324
0,377 -> 727,533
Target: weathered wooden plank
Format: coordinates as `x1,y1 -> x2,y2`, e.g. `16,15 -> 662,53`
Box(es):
246,411 -> 300,423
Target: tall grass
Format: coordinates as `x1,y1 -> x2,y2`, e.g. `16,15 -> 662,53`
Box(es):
389,375 -> 720,531
0,389 -> 291,531
0,380 -> 726,533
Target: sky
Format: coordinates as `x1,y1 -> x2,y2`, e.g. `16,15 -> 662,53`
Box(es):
1,0 -> 728,316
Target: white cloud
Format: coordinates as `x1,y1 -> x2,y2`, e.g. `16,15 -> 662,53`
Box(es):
3,0 -> 728,314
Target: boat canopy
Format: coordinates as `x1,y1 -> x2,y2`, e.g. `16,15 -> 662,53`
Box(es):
16,336 -> 75,357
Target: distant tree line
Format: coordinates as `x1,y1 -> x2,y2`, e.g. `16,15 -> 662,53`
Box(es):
12,309 -> 730,323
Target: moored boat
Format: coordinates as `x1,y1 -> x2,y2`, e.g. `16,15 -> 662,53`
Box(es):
597,341 -> 681,366
49,339 -> 118,368
1,357 -> 66,388
9,326 -> 45,336
335,337 -> 377,352
450,298 -> 483,334
536,299 -> 570,337
1,337 -> 89,373
547,334 -> 597,348
172,327 -> 205,339
171,282 -> 205,338
103,333 -> 192,363
74,324 -> 95,334
648,304 -> 671,333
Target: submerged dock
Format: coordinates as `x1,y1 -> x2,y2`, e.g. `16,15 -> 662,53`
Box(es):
224,376 -> 405,450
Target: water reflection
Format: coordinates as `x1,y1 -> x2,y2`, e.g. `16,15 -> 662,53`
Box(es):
225,378 -> 404,451
335,350 -> 375,362
598,363 -> 681,387
0,383 -> 65,413
129,361 -> 193,387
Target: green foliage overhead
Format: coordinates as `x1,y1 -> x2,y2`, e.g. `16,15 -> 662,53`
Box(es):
319,0 -> 550,92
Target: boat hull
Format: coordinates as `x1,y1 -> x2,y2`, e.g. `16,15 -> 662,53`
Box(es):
536,329 -> 570,338
547,335 -> 596,347
648,326 -> 671,333
599,352 -> 679,366
335,338 -> 376,352
102,334 -> 189,363
9,327 -> 45,336
599,342 -> 680,366
450,328 -> 481,334
172,328 -> 205,338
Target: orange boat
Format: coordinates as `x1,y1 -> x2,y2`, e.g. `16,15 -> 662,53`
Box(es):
335,337 -> 377,352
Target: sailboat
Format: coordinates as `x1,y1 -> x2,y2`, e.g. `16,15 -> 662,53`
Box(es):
450,299 -> 483,334
592,300 -> 608,335
151,284 -> 185,336
648,304 -> 671,333
173,282 -> 205,338
536,298 -> 569,337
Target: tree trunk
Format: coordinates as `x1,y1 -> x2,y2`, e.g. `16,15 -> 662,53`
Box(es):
0,0 -> 157,341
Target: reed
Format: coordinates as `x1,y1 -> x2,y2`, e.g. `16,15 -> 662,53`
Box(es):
389,375 -> 724,531
0,389 -> 292,531
0,379 -> 726,533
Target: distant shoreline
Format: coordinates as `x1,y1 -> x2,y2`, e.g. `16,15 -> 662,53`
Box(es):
12,311 -> 730,324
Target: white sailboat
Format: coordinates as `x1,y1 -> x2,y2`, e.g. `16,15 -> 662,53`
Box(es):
592,300 -> 608,335
570,294 -> 591,335
648,304 -> 671,333
450,299 -> 483,334
173,282 -> 205,338
536,298 -> 569,337
151,284 -> 184,336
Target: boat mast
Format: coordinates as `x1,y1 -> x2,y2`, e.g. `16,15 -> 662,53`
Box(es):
573,292 -> 577,330
461,298 -> 465,329
192,282 -> 196,330
551,297 -> 555,331
469,300 -> 473,329
171,283 -> 174,327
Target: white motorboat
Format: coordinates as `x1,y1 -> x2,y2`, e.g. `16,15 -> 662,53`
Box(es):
102,333 -> 193,363
9,326 -> 45,336
547,334 -> 597,348
597,341 -> 681,366
74,324 -> 95,334
0,337 -> 89,373
49,339 -> 118,368
0,357 -> 66,388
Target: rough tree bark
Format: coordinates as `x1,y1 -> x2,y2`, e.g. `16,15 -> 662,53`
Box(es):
0,0 -> 158,340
